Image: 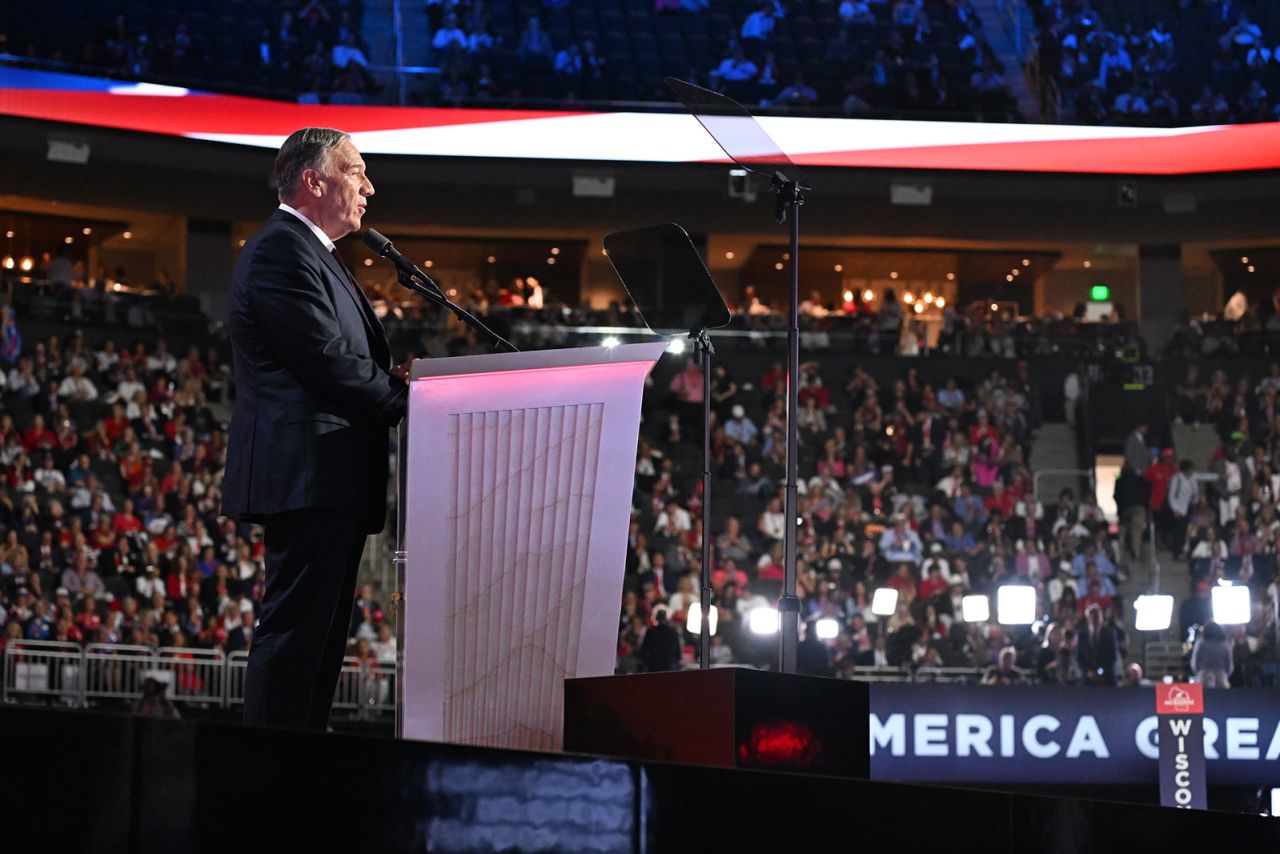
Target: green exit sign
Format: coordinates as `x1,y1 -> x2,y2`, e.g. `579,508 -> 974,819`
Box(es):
1089,285 -> 1111,301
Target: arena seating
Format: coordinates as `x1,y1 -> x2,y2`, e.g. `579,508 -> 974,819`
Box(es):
1034,0 -> 1280,124
0,0 -> 1017,120
1,258 -> 1275,727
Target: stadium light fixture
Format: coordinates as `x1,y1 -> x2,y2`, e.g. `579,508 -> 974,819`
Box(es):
961,594 -> 990,623
996,585 -> 1037,625
748,607 -> 780,635
1211,581 -> 1251,625
871,587 -> 899,617
814,618 -> 840,640
1133,594 -> 1174,631
686,602 -> 718,636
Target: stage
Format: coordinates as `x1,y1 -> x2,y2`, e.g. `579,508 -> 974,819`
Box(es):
2,704 -> 1277,853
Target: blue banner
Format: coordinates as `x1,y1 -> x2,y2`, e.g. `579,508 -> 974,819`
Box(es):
868,684 -> 1280,785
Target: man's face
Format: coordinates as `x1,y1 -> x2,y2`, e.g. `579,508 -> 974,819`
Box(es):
312,139 -> 374,239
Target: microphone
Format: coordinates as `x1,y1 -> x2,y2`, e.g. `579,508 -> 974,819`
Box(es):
363,229 -> 520,353
362,229 -> 442,296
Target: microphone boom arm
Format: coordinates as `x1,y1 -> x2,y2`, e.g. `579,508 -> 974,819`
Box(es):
363,229 -> 518,354
395,267 -> 519,354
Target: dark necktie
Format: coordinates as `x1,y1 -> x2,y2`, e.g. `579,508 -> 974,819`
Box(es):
329,247 -> 369,308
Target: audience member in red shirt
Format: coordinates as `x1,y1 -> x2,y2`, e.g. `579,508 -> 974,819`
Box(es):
21,414 -> 56,452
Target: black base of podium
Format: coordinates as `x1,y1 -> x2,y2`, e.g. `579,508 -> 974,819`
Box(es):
563,668 -> 870,777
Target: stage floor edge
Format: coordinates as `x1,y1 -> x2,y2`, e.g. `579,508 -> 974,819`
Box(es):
1,704 -> 1276,853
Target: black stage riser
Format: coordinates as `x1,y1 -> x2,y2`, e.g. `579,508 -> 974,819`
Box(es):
1,705 -> 1277,853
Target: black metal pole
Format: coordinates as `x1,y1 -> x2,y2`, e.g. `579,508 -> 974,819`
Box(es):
698,330 -> 714,668
778,179 -> 803,673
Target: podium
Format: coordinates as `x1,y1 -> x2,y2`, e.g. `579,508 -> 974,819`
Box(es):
395,342 -> 665,750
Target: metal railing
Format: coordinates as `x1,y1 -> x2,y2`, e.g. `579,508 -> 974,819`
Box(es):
2,641 -> 395,719
1144,642 -> 1187,681
0,640 -> 83,706
847,665 -> 1000,684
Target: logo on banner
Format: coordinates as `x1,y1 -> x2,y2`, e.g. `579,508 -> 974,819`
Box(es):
1157,684 -> 1203,716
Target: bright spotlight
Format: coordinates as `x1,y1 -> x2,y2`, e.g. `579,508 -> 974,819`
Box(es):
687,602 -> 718,636
862,289 -> 875,302
842,289 -> 854,302
815,618 -> 840,640
913,303 -> 924,314
961,594 -> 990,623
666,337 -> 686,355
903,292 -> 914,304
600,336 -> 620,349
871,587 -> 899,617
936,297 -> 946,308
1211,582 -> 1251,625
1134,594 -> 1174,631
748,607 -> 780,635
996,585 -> 1037,625
923,292 -> 934,304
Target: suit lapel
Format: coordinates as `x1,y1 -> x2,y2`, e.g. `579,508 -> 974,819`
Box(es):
273,211 -> 392,365
301,225 -> 390,365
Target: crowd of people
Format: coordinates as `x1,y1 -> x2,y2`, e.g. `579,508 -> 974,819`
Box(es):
18,0 -> 1280,126
4,1 -> 377,102
0,297 -> 294,673
619,351 -> 1150,686
1034,0 -> 1280,125
4,0 -> 1016,119
430,0 -> 1016,117
0,263 -> 1274,720
1158,365 -> 1280,686
704,0 -> 1013,118
616,339 -> 1277,687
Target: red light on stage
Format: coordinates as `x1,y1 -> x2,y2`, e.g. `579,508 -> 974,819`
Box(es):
738,721 -> 822,767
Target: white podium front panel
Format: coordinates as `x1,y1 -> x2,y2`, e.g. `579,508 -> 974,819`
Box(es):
401,343 -> 663,750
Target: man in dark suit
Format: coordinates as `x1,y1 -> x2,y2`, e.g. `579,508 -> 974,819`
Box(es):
222,127 -> 408,730
1077,604 -> 1122,686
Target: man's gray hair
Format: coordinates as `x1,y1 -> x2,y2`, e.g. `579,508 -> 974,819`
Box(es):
274,127 -> 350,202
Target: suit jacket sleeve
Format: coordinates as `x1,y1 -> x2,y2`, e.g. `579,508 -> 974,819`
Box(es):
248,230 -> 406,426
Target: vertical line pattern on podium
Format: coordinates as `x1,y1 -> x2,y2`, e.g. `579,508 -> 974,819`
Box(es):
450,409 -> 471,737
496,407 -> 522,742
547,402 -> 580,746
443,402 -> 604,748
479,409 -> 498,744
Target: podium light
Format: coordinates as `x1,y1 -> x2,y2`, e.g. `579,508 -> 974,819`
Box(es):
1211,582 -> 1251,625
1133,594 -> 1174,631
996,585 -> 1036,625
814,618 -> 840,640
748,607 -> 780,635
871,587 -> 898,617
686,602 -> 718,636
961,594 -> 990,623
